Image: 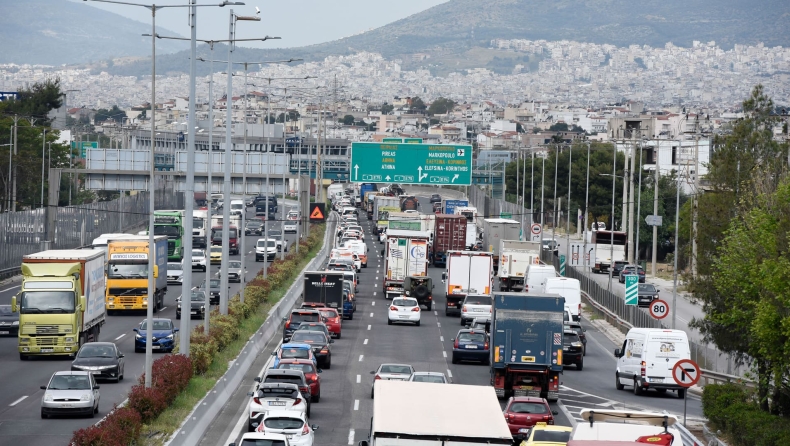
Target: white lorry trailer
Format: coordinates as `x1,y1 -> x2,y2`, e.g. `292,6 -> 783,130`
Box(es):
498,240 -> 541,291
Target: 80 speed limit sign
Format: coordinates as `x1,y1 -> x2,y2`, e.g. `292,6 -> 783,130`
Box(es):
649,299 -> 670,319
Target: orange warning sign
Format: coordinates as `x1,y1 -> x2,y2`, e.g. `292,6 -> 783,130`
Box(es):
310,207 -> 324,219
309,203 -> 326,222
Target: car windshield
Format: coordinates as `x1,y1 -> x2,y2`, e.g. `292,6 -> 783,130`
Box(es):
229,261 -> 241,269
78,345 -> 115,358
247,221 -> 261,228
210,279 -> 220,288
192,250 -> 204,257
264,417 -> 304,430
291,332 -> 325,343
532,431 -> 571,442
231,203 -> 243,210
49,374 -> 91,390
380,365 -> 412,374
239,441 -> 286,446
280,349 -> 309,359
638,284 -> 656,292
392,299 -> 417,307
412,374 -> 445,383
211,247 -> 222,254
291,313 -> 319,323
464,295 -> 490,305
277,363 -> 314,374
168,263 -> 182,270
140,320 -> 171,331
510,402 -> 549,414
458,332 -> 486,343
154,226 -> 180,237
258,240 -> 276,248
190,292 -> 206,301
564,333 -> 580,344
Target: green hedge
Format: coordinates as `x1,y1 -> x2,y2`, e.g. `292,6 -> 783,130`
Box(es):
703,383 -> 790,446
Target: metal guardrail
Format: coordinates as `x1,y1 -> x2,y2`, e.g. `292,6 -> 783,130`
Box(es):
676,423 -> 706,446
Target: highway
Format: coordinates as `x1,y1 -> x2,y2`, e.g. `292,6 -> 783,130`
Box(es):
0,202 -> 301,446
200,194 -> 704,446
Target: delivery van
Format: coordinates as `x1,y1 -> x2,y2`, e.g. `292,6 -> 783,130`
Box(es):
544,277 -> 582,322
524,264 -> 557,293
614,328 -> 692,398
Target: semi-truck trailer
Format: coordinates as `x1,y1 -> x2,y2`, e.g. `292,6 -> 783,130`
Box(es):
432,214 -> 467,267
105,236 -> 168,314
359,183 -> 378,208
454,205 -> 480,248
303,271 -> 346,317
442,251 -> 493,316
482,218 -> 521,274
383,230 -> 430,300
498,240 -> 541,291
13,250 -> 106,360
490,292 -> 565,401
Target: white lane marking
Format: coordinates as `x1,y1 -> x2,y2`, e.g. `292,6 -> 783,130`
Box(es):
8,396 -> 27,407
367,325 -> 371,330
446,369 -> 453,378
369,312 -> 374,317
354,399 -> 359,411
359,354 -> 364,362
356,374 -> 361,383
348,429 -> 355,445
363,338 -> 368,345
376,277 -> 379,281
377,270 -> 380,273
161,307 -> 167,311
442,351 -> 447,358
437,322 -> 441,327
371,301 -> 376,306
373,292 -> 377,296
114,334 -> 126,341
439,336 -> 444,342
0,285 -> 20,293
434,310 -> 438,316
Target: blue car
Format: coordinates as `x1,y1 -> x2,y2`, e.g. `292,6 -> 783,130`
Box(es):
271,343 -> 317,369
133,318 -> 178,353
451,329 -> 490,364
343,292 -> 355,320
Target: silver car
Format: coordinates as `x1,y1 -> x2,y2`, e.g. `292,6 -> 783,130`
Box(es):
460,294 -> 492,326
226,260 -> 243,283
408,371 -> 448,384
40,371 -> 100,418
167,262 -> 184,284
370,363 -> 414,398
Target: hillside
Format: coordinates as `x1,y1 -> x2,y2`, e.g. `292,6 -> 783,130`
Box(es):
0,0 -> 186,66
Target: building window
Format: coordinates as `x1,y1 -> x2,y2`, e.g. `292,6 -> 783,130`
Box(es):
671,146 -> 677,165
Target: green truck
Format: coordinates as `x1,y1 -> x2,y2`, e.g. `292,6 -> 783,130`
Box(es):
13,249 -> 107,360
154,210 -> 185,261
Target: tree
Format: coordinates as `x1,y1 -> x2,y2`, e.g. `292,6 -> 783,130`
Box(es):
94,105 -> 127,124
1,79 -> 63,123
380,103 -> 394,115
549,122 -> 569,132
409,97 -> 426,113
428,97 -> 456,116
342,114 -> 355,126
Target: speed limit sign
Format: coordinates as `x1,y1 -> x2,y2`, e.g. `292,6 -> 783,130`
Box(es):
649,299 -> 670,320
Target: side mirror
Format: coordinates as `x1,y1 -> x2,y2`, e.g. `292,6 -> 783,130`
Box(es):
311,424 -> 319,430
79,296 -> 86,312
283,317 -> 288,321
11,296 -> 17,313
94,386 -> 100,390
329,339 -> 335,344
153,265 -> 159,278
369,370 -> 375,374
40,385 -> 47,390
133,328 -> 139,333
614,348 -> 622,358
552,410 -> 559,415
254,376 -> 262,383
317,369 -> 323,373
173,328 -> 179,333
271,351 -> 276,355
441,272 -> 447,281
119,354 -> 125,358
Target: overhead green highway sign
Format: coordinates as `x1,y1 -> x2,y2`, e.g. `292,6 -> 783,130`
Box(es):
350,142 -> 472,185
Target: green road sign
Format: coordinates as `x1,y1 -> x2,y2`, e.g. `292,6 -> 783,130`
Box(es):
71,141 -> 98,158
404,138 -> 423,144
500,212 -> 512,219
625,275 -> 639,305
559,254 -> 566,276
382,138 -> 403,143
389,221 -> 421,231
351,142 -> 472,185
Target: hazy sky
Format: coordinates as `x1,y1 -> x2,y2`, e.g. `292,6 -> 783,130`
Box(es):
77,0 -> 449,49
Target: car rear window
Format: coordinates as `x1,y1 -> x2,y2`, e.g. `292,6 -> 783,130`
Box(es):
564,333 -> 580,344
392,299 -> 417,307
240,439 -> 286,446
532,431 -> 571,442
412,375 -> 445,383
290,313 -> 319,323
319,309 -> 338,318
258,387 -> 297,398
264,375 -> 303,384
264,417 -> 304,430
464,295 -> 491,305
276,363 -> 314,374
458,332 -> 486,343
291,332 -> 325,343
509,402 -> 549,414
380,365 -> 412,374
280,349 -> 309,359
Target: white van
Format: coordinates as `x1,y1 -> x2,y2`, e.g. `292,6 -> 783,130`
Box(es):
524,264 -> 557,293
229,199 -> 244,217
614,328 -> 691,398
544,277 -> 582,321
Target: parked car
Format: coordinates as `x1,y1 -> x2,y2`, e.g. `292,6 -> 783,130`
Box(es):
451,328 -> 490,364
370,363 -> 414,398
133,318 -> 178,353
71,342 -> 125,382
619,265 -> 646,283
275,358 -> 322,402
503,397 -> 558,440
638,283 -> 660,307
40,371 -> 100,418
0,305 -> 19,336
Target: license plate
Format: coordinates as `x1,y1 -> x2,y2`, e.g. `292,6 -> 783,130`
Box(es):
473,308 -> 486,312
0,331 -> 8,335
563,347 -> 569,351
191,311 -> 197,314
40,348 -> 54,353
519,428 -> 530,433
651,378 -> 664,383
466,345 -> 478,349
400,315 -> 409,319
153,345 -> 161,349
60,404 -> 73,408
91,371 -> 101,375
268,401 -> 286,406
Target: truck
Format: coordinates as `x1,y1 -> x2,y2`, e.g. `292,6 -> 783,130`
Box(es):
154,210 -> 185,260
194,192 -> 208,207
359,183 -> 378,208
13,249 -> 107,360
383,229 -> 430,300
193,209 -> 208,249
303,271 -> 348,317
442,199 -> 469,216
482,218 -> 521,274
442,251 -> 493,316
498,240 -> 541,291
432,214 -> 467,267
570,409 -> 681,444
373,196 -> 401,231
360,380 -> 513,446
365,193 -> 377,220
399,195 -> 420,211
454,205 -> 480,248
105,236 -> 168,314
589,230 -> 627,273
211,224 -> 240,255
490,292 -> 565,401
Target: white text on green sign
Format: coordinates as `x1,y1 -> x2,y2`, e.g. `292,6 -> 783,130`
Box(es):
350,142 -> 472,185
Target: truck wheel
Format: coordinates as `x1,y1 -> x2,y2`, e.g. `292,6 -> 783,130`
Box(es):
19,353 -> 28,361
615,374 -> 624,390
633,379 -> 643,395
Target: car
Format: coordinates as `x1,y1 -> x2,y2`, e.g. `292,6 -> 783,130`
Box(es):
563,321 -> 587,356
611,260 -> 629,277
370,363 -> 414,398
269,230 -> 287,252
294,322 -> 332,341
378,228 -> 387,244
275,359 -> 322,402
282,309 -> 323,342
166,261 -> 184,284
316,308 -> 342,339
202,278 -> 222,305
223,260 -> 243,283
257,370 -> 312,416
71,342 -> 125,382
451,328 -> 490,364
469,316 -> 491,333
619,265 -> 646,283
133,318 -> 178,353
283,221 -> 298,233
520,423 -> 572,446
503,397 -> 558,440
387,297 -> 421,326
637,283 -> 660,307
256,238 -> 277,262
433,202 -> 442,214
244,196 -> 255,207
40,371 -> 100,419
230,199 -> 245,216
177,290 -> 207,320
229,432 -> 292,446
460,294 -> 492,326
290,331 -> 333,369
191,249 -> 207,271
0,305 -> 19,336
246,382 -> 307,432
254,410 -> 318,445
408,372 -> 448,383
210,246 -> 222,264
245,220 -> 263,236
430,193 -> 442,203
271,343 -> 317,369
562,329 -> 584,370
541,240 -> 558,252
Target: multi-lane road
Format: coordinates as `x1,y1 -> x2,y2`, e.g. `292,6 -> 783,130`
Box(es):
200,195 -> 704,446
0,202 -> 301,446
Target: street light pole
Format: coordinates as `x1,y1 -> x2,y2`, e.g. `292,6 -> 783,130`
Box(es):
221,10 -> 235,314
609,144 -> 617,291
583,141 -> 590,270
635,140 -> 644,266
651,167 -> 659,277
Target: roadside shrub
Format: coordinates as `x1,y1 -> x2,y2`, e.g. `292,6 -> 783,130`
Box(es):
127,384 -> 169,423
149,354 -> 193,401
702,383 -> 790,446
190,329 -> 217,375
209,312 -> 240,351
70,406 -> 142,446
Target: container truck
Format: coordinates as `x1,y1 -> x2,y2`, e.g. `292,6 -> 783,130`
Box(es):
589,230 -> 627,273
303,271 -> 346,318
454,205 -> 480,248
442,199 -> 469,215
154,210 -> 185,260
13,250 -> 106,360
490,292 -> 565,401
373,196 -> 401,232
383,230 -> 430,300
498,240 -> 541,291
432,215 -> 467,267
399,195 -> 420,211
105,236 -> 168,314
359,183 -> 378,208
482,218 -> 521,274
359,380 -> 512,446
441,251 -> 493,316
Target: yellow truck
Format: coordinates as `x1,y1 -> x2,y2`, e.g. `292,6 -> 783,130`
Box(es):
105,236 -> 168,314
13,249 -> 106,360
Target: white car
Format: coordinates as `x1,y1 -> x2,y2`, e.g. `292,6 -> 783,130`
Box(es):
246,382 -> 307,432
387,297 -> 421,326
283,221 -> 298,233
255,410 -> 317,446
379,228 -> 387,244
256,239 -> 277,262
166,262 -> 184,284
408,371 -> 448,383
460,294 -> 493,326
40,371 -> 100,418
231,432 -> 291,446
191,249 -> 207,271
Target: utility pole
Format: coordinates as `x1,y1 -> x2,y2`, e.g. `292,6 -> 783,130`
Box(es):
651,167 -> 659,277
691,125 -> 700,278
627,135 -> 637,265
12,115 -> 18,212
621,141 -> 629,236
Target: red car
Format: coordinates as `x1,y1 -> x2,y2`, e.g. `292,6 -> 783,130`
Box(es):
503,397 -> 558,440
275,358 -> 322,402
317,308 -> 342,339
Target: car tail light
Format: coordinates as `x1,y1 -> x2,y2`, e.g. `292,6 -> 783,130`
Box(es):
256,424 -> 265,433
640,361 -> 646,377
454,338 -> 459,348
578,303 -> 581,316
320,348 -> 329,354
490,307 -> 492,313
462,305 -> 467,312
285,321 -> 291,329
302,423 -> 310,435
411,307 -> 419,312
374,374 -> 381,380
253,396 -> 261,405
484,342 -> 489,349
390,306 -> 397,311
293,397 -> 302,406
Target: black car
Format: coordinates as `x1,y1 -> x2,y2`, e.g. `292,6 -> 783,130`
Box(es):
564,321 -> 587,355
177,291 -> 207,319
429,194 -> 442,203
282,309 -> 323,342
637,283 -> 660,307
245,220 -> 262,235
0,305 -> 19,336
202,278 -> 222,305
611,260 -> 629,277
562,329 -> 584,370
289,330 -> 333,369
619,265 -> 646,283
71,342 -> 125,382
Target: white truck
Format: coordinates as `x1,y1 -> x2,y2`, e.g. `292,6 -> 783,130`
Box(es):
482,218 -> 521,274
382,230 -> 430,300
359,380 -> 512,446
588,230 -> 627,273
442,250 -> 493,316
498,240 -> 541,292
193,209 -> 208,249
570,409 -> 681,443
453,205 -> 479,248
